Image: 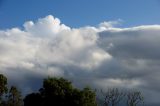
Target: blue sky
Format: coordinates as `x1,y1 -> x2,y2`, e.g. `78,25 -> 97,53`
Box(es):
0,0 -> 160,29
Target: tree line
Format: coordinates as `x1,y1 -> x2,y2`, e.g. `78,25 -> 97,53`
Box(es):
101,88 -> 144,106
0,74 -> 144,106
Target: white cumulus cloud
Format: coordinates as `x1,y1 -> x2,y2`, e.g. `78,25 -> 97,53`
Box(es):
0,15 -> 160,105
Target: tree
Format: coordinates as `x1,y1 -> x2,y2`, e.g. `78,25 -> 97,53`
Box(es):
0,74 -> 8,104
80,87 -> 97,106
102,88 -> 125,106
102,88 -> 144,106
39,77 -> 74,106
23,93 -> 41,106
127,90 -> 144,106
24,77 -> 97,106
6,86 -> 23,106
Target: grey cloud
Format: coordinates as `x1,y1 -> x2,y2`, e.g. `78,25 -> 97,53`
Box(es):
99,26 -> 160,59
96,25 -> 160,105
0,15 -> 160,105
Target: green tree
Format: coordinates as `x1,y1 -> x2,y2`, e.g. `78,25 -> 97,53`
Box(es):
24,77 -> 97,106
0,74 -> 8,104
80,87 -> 97,106
6,86 -> 23,106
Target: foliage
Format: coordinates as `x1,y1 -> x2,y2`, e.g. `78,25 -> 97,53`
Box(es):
0,74 -> 8,104
0,74 -> 145,106
6,86 -> 23,106
0,74 -> 8,96
24,77 -> 97,106
23,93 -> 41,106
0,74 -> 23,106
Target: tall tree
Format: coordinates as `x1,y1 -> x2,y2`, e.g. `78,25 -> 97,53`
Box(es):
0,74 -> 8,104
80,87 -> 97,106
6,86 -> 23,106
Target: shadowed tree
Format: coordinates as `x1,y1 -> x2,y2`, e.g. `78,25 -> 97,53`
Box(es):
80,87 -> 97,106
127,90 -> 144,106
0,74 -> 8,104
24,93 -> 42,106
6,86 -> 23,106
24,77 -> 97,106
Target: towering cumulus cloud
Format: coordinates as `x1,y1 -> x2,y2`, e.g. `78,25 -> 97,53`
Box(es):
0,15 -> 160,105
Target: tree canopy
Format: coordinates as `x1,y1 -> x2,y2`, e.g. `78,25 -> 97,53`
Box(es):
6,86 -> 23,106
0,74 -> 8,104
24,77 -> 97,106
0,73 -> 145,106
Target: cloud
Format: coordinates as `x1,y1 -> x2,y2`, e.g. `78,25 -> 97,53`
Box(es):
23,15 -> 70,37
0,15 -> 160,105
98,19 -> 123,29
95,78 -> 142,89
0,15 -> 112,93
97,25 -> 160,105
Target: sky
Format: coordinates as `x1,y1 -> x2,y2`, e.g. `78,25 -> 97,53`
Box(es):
1,0 -> 160,29
1,0 -> 160,106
